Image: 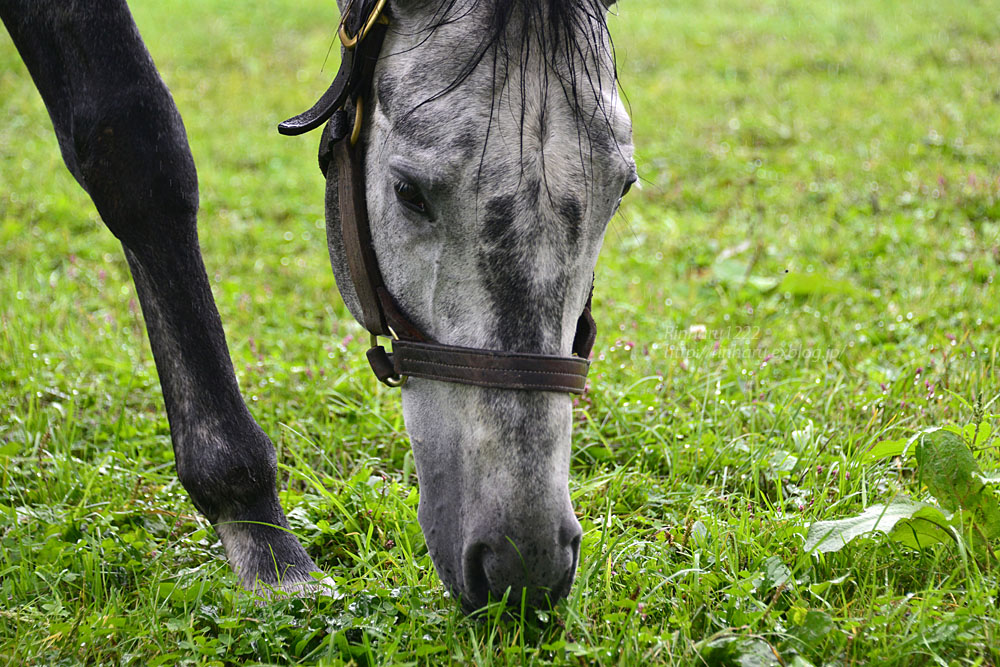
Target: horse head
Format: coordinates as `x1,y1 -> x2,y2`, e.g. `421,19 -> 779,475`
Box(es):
321,0 -> 635,611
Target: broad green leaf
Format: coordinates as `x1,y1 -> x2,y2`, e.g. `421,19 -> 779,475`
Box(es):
712,258 -> 750,285
156,582 -> 176,599
786,610 -> 834,649
888,505 -> 954,550
914,430 -> 1000,546
809,574 -> 850,596
748,275 -> 781,291
916,430 -> 983,512
586,446 -> 614,461
148,654 -> 183,667
971,488 -> 1000,540
156,581 -> 202,603
780,272 -> 858,297
971,489 -> 1000,545
786,657 -> 818,667
769,449 -> 798,474
711,258 -> 780,292
863,427 -> 939,462
805,499 -> 932,553
862,438 -> 908,462
758,556 -> 791,590
697,635 -> 781,667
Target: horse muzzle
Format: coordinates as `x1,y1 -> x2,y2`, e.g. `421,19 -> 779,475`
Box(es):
459,512 -> 582,612
403,380 -> 582,612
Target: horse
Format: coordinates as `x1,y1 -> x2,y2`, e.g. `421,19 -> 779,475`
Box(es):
1,0 -> 636,612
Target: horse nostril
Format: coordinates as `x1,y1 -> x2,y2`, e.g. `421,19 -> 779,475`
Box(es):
561,518 -> 583,551
561,516 -> 583,564
462,542 -> 491,611
459,521 -> 582,612
568,531 -> 582,570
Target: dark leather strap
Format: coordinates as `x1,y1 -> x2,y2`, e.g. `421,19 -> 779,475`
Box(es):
336,136 -> 388,335
278,22 -> 388,136
282,3 -> 597,394
370,341 -> 590,393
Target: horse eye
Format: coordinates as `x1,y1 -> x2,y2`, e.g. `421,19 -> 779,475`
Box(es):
615,176 -> 637,211
621,176 -> 637,199
393,180 -> 428,215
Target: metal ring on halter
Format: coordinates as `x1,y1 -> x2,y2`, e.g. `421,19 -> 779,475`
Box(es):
369,332 -> 407,386
339,0 -> 389,49
350,96 -> 364,146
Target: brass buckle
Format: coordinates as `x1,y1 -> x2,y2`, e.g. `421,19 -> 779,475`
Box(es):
339,0 -> 389,50
350,96 -> 364,146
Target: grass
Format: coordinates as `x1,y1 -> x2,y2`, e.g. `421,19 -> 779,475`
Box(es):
2,0 -> 999,664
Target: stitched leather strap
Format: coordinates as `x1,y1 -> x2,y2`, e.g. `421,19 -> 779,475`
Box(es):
336,136 -> 388,335
370,341 -> 590,393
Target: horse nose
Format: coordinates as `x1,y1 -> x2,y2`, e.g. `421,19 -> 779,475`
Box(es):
461,516 -> 583,611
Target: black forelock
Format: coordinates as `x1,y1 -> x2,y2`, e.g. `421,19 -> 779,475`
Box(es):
406,0 -> 621,198
358,0 -> 623,204
415,0 -> 618,115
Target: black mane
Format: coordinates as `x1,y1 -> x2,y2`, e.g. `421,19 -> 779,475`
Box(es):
349,0 -> 622,191
429,0 -> 617,113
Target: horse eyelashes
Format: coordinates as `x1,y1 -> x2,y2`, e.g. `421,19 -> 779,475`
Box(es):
621,175 -> 636,198
393,179 -> 430,216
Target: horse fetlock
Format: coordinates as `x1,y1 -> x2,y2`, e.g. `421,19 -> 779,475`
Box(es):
214,494 -> 327,594
173,424 -> 279,523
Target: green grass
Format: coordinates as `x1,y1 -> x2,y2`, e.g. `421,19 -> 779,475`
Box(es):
2,0 -> 999,664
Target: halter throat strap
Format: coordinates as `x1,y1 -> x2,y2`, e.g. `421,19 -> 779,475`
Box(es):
279,4 -> 596,394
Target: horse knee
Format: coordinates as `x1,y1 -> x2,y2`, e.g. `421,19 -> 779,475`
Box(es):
73,85 -> 199,248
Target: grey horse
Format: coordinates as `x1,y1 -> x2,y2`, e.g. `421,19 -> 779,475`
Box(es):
1,0 -> 635,611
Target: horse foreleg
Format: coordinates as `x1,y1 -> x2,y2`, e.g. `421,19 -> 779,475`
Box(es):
1,1 -> 327,594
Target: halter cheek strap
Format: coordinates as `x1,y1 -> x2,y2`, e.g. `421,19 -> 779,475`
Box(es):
279,1 -> 596,394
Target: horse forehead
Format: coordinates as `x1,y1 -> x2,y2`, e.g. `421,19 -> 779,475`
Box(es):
376,4 -> 622,151
375,65 -> 624,187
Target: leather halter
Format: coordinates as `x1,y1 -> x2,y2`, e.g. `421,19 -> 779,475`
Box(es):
278,0 -> 596,394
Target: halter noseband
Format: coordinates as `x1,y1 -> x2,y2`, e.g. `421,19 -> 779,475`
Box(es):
278,1 -> 596,394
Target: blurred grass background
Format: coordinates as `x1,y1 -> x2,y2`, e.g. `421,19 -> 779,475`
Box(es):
2,0 -> 999,664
